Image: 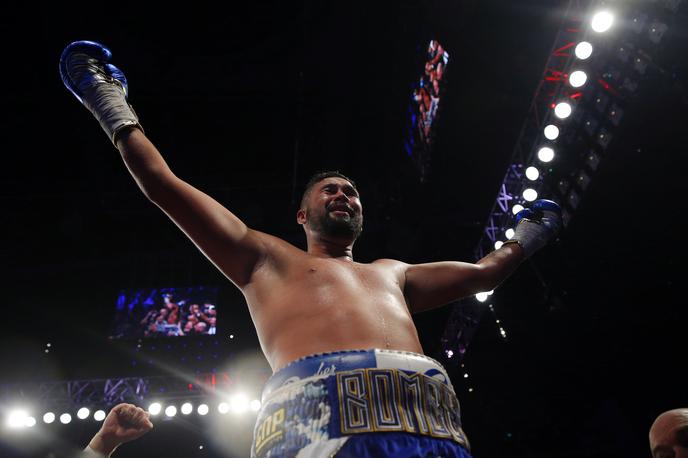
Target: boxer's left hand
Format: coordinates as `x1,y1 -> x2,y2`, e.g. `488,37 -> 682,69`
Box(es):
505,199 -> 562,258
88,403 -> 153,456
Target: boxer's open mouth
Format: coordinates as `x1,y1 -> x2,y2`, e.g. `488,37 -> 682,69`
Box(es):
328,203 -> 354,216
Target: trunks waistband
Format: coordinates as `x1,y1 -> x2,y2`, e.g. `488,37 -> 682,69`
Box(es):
263,349 -> 453,402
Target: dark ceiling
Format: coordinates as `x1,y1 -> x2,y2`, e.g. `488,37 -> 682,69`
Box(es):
2,1 -> 687,457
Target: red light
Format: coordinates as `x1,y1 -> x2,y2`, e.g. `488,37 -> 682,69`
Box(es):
188,383 -> 193,390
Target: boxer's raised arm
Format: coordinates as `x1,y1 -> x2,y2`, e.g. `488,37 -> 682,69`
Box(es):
404,244 -> 524,313
60,41 -> 268,288
117,129 -> 266,288
404,200 -> 562,313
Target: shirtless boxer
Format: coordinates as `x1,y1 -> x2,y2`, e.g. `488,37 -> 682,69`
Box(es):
60,41 -> 561,457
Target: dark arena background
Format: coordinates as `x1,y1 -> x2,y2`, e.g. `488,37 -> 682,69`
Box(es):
2,1 -> 687,457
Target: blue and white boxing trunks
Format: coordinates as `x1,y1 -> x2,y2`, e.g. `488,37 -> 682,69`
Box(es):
251,349 -> 472,458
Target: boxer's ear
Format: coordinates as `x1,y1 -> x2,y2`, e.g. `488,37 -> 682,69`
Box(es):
297,208 -> 307,225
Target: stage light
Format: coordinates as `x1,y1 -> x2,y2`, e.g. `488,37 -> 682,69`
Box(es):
463,373 -> 469,379
505,228 -> 515,239
554,102 -> 572,119
544,124 -> 559,140
218,402 -> 230,414
250,400 -> 262,412
43,412 -> 55,424
94,410 -> 106,422
77,408 -> 90,420
181,403 -> 193,415
164,406 -> 177,417
591,11 -> 614,33
512,204 -> 524,215
538,147 -> 555,163
25,417 -> 36,428
476,292 -> 489,302
569,70 -> 588,88
648,22 -> 668,44
148,402 -> 162,416
575,41 -> 593,60
631,14 -> 648,34
586,150 -> 600,171
494,241 -> 504,250
597,128 -> 613,149
230,394 -> 249,414
7,410 -> 28,428
468,388 -> 474,392
525,166 -> 539,181
575,169 -> 592,191
523,188 -> 538,202
446,350 -> 454,358
198,404 -> 209,416
60,413 -> 72,424
608,104 -> 624,127
487,290 -> 494,295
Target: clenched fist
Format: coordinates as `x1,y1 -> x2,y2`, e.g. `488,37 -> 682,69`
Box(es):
87,403 -> 153,456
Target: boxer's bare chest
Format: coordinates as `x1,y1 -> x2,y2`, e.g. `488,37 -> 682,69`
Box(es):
245,252 -> 420,370
259,255 -> 406,309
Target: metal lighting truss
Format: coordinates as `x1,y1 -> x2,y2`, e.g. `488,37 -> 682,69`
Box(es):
441,0 -> 685,365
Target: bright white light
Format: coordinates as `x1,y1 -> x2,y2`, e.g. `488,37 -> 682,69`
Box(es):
94,410 -> 106,422
544,124 -> 559,140
181,403 -> 193,415
494,241 -> 504,250
25,417 -> 36,428
512,204 -> 524,215
525,166 -> 540,181
43,412 -> 56,424
164,406 -> 177,417
569,70 -> 588,88
77,408 -> 90,420
554,102 -> 572,119
250,400 -> 262,412
468,388 -> 474,392
230,394 -> 249,414
60,413 -> 72,424
538,147 -> 555,163
198,404 -> 209,416
487,290 -> 494,296
505,228 -> 515,239
446,350 -> 454,358
592,11 -> 614,33
463,373 -> 469,379
218,402 -> 230,414
8,410 -> 28,428
148,403 -> 162,416
476,292 -> 489,302
523,188 -> 538,202
575,41 -> 593,60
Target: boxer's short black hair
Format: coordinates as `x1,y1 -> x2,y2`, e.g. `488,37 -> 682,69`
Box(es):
300,171 -> 357,208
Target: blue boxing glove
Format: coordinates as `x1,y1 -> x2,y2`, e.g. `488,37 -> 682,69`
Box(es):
504,199 -> 562,258
60,41 -> 142,144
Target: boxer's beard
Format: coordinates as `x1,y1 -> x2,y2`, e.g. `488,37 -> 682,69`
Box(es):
312,209 -> 363,240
